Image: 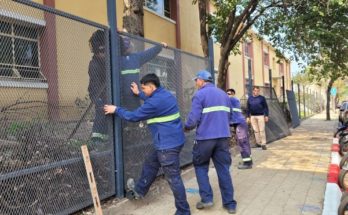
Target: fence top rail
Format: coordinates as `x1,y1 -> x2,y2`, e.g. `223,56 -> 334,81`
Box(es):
14,0 -> 108,30
119,32 -> 208,61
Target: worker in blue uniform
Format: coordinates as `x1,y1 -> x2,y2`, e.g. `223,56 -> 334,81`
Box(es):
119,36 -> 166,110
226,89 -> 252,169
184,70 -> 237,214
104,73 -> 190,215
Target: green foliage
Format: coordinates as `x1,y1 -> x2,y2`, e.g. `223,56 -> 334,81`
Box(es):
258,0 -> 348,82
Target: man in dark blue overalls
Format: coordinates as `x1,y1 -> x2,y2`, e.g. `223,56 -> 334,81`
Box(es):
226,89 -> 252,169
104,74 -> 190,215
184,70 -> 237,214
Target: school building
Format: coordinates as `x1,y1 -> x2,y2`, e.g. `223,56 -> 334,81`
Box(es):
0,0 -> 291,112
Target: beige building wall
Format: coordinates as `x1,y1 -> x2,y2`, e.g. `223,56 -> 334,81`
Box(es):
179,0 -> 204,56
0,0 -> 46,108
144,9 -> 176,47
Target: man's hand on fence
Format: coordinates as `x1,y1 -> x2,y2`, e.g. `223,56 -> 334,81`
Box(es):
130,82 -> 140,95
104,105 -> 117,114
265,116 -> 269,122
246,117 -> 250,124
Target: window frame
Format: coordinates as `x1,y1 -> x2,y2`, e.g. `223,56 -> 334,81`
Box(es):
263,51 -> 269,66
0,20 -> 46,82
244,42 -> 252,57
144,0 -> 172,20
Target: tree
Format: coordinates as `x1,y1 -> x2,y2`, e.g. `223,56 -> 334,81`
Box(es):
260,0 -> 348,120
123,0 -> 145,36
193,0 -> 289,89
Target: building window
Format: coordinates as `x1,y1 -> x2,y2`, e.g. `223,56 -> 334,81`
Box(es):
0,20 -> 45,81
263,52 -> 269,66
244,42 -> 252,57
144,0 -> 171,19
279,63 -> 284,76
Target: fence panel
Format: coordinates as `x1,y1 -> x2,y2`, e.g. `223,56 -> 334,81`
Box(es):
287,90 -> 300,128
240,86 -> 291,144
0,1 -> 115,214
118,32 -> 209,182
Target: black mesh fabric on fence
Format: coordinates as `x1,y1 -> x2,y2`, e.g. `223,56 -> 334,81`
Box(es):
118,32 -> 209,183
287,90 -> 300,128
240,86 -> 291,145
0,1 -> 115,214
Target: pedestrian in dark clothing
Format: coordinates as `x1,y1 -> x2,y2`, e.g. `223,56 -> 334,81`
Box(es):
104,74 -> 191,215
184,70 -> 237,214
226,89 -> 252,169
246,86 -> 269,150
88,30 -> 108,141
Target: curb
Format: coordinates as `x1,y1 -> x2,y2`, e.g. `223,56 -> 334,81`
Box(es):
322,138 -> 342,215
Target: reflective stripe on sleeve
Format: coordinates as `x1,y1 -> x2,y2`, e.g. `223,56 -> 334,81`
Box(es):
147,112 -> 180,124
121,69 -> 140,75
232,108 -> 242,112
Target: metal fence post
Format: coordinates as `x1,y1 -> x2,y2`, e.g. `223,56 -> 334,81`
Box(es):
282,75 -> 285,108
298,84 -> 301,119
107,0 -> 124,198
303,85 -> 306,118
208,37 -> 215,82
248,59 -> 253,96
291,80 -> 294,91
269,69 -> 273,99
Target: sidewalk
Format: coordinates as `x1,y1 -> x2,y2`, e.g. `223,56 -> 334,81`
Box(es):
104,112 -> 337,215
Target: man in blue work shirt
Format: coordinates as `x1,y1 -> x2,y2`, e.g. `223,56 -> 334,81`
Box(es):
226,89 -> 252,169
184,70 -> 237,214
104,74 -> 190,215
246,86 -> 269,150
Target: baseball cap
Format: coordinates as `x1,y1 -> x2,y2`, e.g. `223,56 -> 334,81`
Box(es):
193,70 -> 213,81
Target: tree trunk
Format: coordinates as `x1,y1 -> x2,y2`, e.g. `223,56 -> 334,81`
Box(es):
217,49 -> 230,89
197,0 -> 209,57
326,78 -> 335,120
123,0 -> 144,36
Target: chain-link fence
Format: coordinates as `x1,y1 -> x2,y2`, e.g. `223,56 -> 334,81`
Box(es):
293,84 -> 325,119
0,0 -> 212,214
118,32 -> 209,182
0,1 -> 115,214
240,86 -> 291,145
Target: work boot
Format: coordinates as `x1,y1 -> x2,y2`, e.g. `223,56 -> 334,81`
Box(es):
261,145 -> 267,150
126,178 -> 141,200
196,201 -> 214,209
238,162 -> 252,169
223,206 -> 236,214
251,144 -> 261,148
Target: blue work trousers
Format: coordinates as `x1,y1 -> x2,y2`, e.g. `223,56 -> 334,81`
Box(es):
232,122 -> 252,160
192,138 -> 237,210
135,145 -> 191,215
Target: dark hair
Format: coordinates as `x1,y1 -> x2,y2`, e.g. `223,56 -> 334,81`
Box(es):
253,86 -> 260,90
89,30 -> 105,54
226,88 -> 235,94
140,73 -> 161,87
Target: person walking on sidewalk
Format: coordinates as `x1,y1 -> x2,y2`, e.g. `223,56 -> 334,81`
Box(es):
246,86 -> 269,150
104,74 -> 191,215
226,89 -> 252,169
184,70 -> 237,214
